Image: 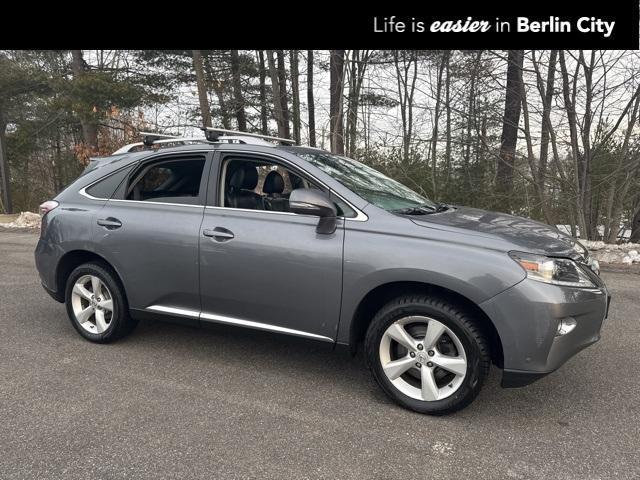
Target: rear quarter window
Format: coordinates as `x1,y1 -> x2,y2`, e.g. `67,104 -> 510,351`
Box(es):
85,165 -> 135,199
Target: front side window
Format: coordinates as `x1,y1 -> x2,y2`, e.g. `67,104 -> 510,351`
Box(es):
288,151 -> 437,212
126,158 -> 205,205
219,157 -> 354,216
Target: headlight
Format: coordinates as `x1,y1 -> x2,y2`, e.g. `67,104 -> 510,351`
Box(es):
509,252 -> 596,288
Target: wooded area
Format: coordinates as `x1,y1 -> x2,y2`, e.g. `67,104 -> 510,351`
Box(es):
1,50 -> 639,242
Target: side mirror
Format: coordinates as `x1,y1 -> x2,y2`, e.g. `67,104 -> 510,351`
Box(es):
289,188 -> 338,234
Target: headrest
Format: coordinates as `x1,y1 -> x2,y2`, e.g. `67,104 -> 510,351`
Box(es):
263,171 -> 285,194
229,164 -> 259,191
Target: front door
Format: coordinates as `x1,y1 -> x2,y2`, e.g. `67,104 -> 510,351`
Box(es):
198,153 -> 344,342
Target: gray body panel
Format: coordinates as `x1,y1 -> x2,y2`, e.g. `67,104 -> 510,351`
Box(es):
35,142 -> 609,384
199,207 -> 344,340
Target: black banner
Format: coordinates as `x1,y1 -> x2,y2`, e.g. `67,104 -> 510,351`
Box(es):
2,1 -> 638,49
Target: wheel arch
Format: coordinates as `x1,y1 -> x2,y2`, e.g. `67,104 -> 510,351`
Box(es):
55,250 -> 127,303
346,281 -> 504,368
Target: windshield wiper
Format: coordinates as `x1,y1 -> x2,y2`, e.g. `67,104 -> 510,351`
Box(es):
391,203 -> 438,215
392,202 -> 451,215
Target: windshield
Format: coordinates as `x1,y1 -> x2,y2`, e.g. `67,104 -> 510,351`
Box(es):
290,151 -> 437,212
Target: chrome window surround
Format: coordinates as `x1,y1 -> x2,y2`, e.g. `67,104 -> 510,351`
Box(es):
79,149 -> 369,221
215,149 -> 368,221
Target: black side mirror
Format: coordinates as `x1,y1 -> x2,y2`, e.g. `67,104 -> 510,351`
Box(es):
289,188 -> 338,234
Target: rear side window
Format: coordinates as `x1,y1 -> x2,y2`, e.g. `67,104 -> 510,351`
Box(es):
85,165 -> 134,199
126,158 -> 205,205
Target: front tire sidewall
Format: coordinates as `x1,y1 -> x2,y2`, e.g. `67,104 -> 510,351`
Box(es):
65,263 -> 125,343
366,299 -> 487,415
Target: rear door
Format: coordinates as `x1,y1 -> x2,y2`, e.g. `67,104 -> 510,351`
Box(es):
92,151 -> 212,319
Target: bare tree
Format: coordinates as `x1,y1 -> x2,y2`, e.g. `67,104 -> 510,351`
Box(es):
276,51 -> 291,138
229,50 -> 246,131
71,50 -> 99,152
0,106 -> 10,213
203,55 -> 231,129
345,50 -> 371,156
496,50 -> 524,204
307,50 -> 317,147
329,50 -> 345,154
394,50 -> 418,163
191,50 -> 212,128
257,50 -> 268,135
290,50 -> 301,144
266,50 -> 288,138
430,52 -> 447,197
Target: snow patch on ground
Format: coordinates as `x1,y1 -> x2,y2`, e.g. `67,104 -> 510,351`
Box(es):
3,212 -> 41,229
581,240 -> 640,265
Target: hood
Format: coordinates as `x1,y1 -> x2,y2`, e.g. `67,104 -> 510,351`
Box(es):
410,206 -> 587,260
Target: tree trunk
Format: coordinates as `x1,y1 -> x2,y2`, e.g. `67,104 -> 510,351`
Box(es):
536,50 -> 557,217
191,50 -> 212,128
257,51 -> 268,135
444,51 -> 452,191
630,204 -> 640,243
431,52 -> 446,198
229,50 -> 247,131
290,50 -> 301,144
345,50 -> 369,157
204,56 -> 231,129
329,50 -> 345,154
496,50 -> 524,207
266,50 -> 288,138
519,61 -> 554,225
394,51 -> 418,164
463,52 -> 481,193
559,51 -> 587,239
71,50 -> 99,153
307,50 -> 316,147
276,50 -> 291,138
0,114 -> 11,214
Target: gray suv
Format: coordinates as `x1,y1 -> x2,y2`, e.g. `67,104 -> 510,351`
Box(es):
35,129 -> 610,414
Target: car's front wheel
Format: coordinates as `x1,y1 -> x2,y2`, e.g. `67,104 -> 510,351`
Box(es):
365,294 -> 490,415
65,262 -> 137,343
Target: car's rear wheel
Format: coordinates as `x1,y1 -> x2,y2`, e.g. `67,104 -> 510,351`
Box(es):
365,294 -> 490,415
65,262 -> 137,343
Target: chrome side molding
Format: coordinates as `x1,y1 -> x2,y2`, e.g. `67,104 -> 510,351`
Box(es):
146,305 -> 334,343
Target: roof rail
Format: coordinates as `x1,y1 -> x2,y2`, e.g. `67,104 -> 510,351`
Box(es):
112,129 -> 296,155
203,127 -> 296,145
139,131 -> 180,146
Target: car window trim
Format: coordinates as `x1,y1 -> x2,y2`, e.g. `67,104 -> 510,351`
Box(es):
123,153 -> 209,206
212,149 -> 367,221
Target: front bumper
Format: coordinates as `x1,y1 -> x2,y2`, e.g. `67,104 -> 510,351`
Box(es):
480,278 -> 609,387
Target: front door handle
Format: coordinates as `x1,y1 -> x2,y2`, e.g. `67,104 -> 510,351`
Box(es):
203,227 -> 235,241
97,217 -> 122,230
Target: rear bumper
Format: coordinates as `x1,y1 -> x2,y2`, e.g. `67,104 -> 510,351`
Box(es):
480,278 -> 608,387
35,238 -> 63,302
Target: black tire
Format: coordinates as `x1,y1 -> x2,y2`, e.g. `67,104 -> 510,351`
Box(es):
64,262 -> 138,343
365,294 -> 490,415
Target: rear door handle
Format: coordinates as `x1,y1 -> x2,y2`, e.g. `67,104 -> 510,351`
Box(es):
203,227 -> 235,241
97,217 -> 122,230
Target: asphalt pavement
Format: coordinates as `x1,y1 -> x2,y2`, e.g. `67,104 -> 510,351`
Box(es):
1,230 -> 639,479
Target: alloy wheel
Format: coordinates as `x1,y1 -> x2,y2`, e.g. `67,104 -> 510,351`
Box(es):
379,316 -> 467,401
70,275 -> 114,334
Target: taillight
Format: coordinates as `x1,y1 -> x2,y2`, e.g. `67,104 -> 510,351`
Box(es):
39,200 -> 59,216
